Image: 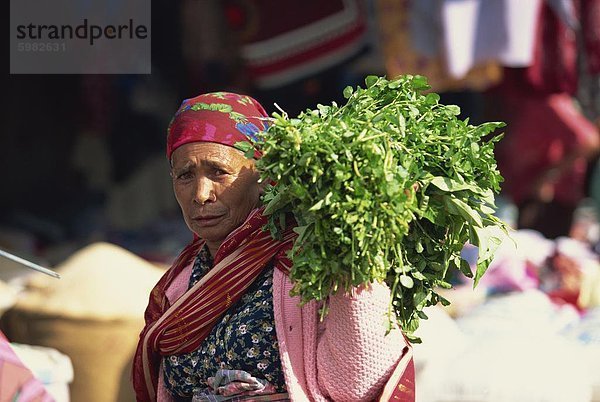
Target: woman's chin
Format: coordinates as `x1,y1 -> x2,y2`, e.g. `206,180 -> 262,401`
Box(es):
191,224 -> 230,245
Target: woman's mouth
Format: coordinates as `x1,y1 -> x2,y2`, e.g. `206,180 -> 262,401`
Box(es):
192,214 -> 225,227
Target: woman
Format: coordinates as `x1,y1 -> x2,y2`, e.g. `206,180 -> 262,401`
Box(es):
132,92 -> 414,401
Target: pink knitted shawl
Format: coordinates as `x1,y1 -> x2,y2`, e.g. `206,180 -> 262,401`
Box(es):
155,269 -> 414,401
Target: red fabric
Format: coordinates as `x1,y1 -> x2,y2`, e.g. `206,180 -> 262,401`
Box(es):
496,91 -> 596,206
166,92 -> 269,160
548,288 -> 583,311
248,22 -> 367,77
132,208 -> 297,401
581,0 -> 600,74
527,1 -> 578,95
525,0 -> 600,92
225,0 -> 367,88
491,1 -> 600,208
381,355 -> 415,402
225,0 -> 348,42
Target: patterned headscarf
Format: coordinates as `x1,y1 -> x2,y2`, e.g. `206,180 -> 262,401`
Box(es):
166,92 -> 269,160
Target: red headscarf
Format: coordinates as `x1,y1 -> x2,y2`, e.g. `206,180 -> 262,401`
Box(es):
166,92 -> 269,159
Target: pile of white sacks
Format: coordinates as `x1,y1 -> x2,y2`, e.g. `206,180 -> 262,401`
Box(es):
414,230 -> 600,402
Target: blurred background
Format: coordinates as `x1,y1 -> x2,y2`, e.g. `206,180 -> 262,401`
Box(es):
2,0 -> 600,401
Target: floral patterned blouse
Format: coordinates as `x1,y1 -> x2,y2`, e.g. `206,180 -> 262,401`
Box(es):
163,245 -> 287,399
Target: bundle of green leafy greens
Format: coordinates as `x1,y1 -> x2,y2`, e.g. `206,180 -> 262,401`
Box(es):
239,75 -> 508,339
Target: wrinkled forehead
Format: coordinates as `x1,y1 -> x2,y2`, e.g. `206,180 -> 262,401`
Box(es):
170,141 -> 254,170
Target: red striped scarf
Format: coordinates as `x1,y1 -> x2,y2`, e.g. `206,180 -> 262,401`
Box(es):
132,208 -> 296,401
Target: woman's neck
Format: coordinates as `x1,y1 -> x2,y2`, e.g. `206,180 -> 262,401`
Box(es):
205,241 -> 220,258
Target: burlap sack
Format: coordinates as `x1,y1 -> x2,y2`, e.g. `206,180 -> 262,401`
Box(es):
0,280 -> 17,318
1,242 -> 166,402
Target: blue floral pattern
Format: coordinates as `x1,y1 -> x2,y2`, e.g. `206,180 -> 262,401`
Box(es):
163,246 -> 286,399
235,122 -> 261,141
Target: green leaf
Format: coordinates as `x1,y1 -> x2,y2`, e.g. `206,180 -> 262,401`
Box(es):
445,197 -> 483,227
474,225 -> 506,263
233,141 -> 255,156
365,75 -> 379,88
405,334 -> 422,344
415,241 -> 424,253
445,105 -> 461,115
397,113 -> 406,136
263,190 -> 290,215
400,275 -> 414,288
388,80 -> 401,89
309,199 -> 325,211
438,295 -> 451,306
474,260 -> 491,288
429,176 -> 483,193
317,104 -> 331,117
293,223 -> 314,245
412,75 -> 430,89
425,93 -> 440,104
412,271 -> 427,281
343,86 -> 354,99
459,258 -> 474,278
480,204 -> 496,215
480,189 -> 496,207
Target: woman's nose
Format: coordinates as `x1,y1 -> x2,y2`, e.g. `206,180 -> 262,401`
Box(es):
193,177 -> 216,205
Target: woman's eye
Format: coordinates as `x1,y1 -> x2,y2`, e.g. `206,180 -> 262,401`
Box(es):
176,171 -> 193,180
214,168 -> 228,176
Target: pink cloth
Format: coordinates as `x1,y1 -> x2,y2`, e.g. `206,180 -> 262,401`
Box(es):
0,332 -> 54,402
156,269 -> 406,401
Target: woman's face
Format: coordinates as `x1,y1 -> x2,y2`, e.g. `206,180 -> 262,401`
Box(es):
171,142 -> 262,252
